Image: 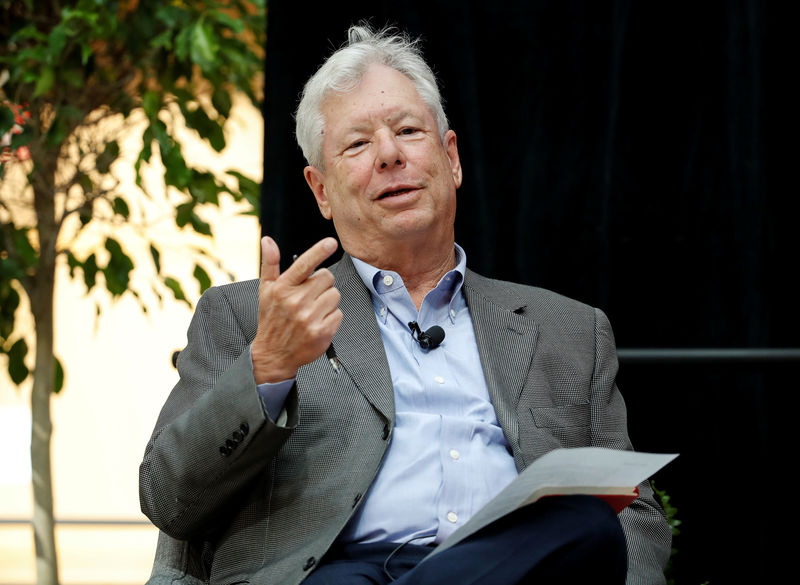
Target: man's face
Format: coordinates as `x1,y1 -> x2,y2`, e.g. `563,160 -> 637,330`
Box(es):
304,64 -> 462,262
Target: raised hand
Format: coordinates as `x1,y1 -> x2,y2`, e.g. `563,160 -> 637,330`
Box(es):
251,236 -> 342,384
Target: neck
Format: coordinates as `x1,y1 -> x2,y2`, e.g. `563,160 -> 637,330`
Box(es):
349,238 -> 456,310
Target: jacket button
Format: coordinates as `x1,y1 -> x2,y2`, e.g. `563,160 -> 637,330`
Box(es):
381,424 -> 390,440
232,430 -> 244,442
219,445 -> 231,457
302,557 -> 316,571
240,422 -> 249,435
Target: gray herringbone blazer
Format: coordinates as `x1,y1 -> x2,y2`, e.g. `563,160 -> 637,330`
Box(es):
140,255 -> 671,585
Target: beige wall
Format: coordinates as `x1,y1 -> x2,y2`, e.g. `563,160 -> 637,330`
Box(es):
0,96 -> 263,584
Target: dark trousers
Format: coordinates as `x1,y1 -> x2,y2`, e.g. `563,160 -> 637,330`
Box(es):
303,495 -> 628,585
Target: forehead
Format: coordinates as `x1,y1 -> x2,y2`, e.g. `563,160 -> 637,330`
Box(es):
320,64 -> 432,131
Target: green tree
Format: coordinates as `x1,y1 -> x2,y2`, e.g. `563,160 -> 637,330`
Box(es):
0,2 -> 264,583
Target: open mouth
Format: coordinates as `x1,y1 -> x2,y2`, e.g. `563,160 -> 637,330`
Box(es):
378,187 -> 416,200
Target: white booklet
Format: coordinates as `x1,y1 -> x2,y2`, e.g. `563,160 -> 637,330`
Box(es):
424,447 -> 678,558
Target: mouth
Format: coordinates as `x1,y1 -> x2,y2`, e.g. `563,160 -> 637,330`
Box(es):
377,186 -> 418,200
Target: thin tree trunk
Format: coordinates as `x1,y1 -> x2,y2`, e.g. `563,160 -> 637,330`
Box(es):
30,304 -> 59,585
30,263 -> 59,585
29,162 -> 60,584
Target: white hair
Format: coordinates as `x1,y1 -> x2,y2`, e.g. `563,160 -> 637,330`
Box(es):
295,24 -> 449,169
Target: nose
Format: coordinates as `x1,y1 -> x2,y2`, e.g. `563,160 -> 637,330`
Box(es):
375,132 -> 405,171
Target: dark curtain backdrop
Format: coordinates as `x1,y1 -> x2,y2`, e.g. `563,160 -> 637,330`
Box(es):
261,2 -> 796,583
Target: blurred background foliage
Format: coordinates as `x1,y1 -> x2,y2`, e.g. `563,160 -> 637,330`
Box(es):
0,1 -> 265,583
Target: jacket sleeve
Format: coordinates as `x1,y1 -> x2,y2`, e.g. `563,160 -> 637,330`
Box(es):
139,283 -> 298,540
591,308 -> 673,585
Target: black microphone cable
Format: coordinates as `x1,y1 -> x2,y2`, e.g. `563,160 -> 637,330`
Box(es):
382,532 -> 438,581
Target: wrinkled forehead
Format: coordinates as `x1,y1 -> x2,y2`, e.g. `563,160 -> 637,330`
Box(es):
319,65 -> 437,132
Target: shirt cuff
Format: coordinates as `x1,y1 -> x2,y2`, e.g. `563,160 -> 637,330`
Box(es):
249,345 -> 294,421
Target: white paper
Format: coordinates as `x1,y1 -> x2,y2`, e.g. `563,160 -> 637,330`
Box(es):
424,447 -> 678,558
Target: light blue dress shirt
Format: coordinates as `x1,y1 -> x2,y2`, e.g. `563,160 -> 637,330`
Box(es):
255,245 -> 519,546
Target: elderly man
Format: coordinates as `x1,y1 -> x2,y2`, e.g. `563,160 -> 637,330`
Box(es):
140,25 -> 671,585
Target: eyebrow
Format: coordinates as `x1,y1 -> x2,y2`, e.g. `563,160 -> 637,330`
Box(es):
342,109 -> 425,136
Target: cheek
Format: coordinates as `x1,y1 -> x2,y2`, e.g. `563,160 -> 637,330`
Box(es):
326,183 -> 366,224
336,160 -> 373,192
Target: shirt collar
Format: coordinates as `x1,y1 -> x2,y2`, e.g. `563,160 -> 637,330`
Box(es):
351,244 -> 467,324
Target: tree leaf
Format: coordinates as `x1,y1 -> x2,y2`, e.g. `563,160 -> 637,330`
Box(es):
173,24 -> 192,61
211,89 -> 232,118
10,22 -> 47,44
102,238 -> 133,296
76,171 -> 94,196
138,125 -> 155,164
227,169 -> 261,215
175,202 -> 193,228
81,42 -> 93,65
78,200 -> 94,226
183,106 -> 226,152
0,282 -> 21,340
154,4 -> 187,29
53,356 -> 64,394
163,276 -> 189,305
162,146 -> 192,188
209,10 -> 245,34
48,23 -> 68,59
190,19 -> 218,70
7,338 -> 29,384
189,212 -> 212,236
150,29 -> 173,50
33,66 -> 55,97
193,264 -> 211,294
188,173 -> 221,205
12,228 -> 38,269
66,251 -> 80,278
142,91 -> 161,119
96,140 -> 120,174
0,105 -> 14,135
112,197 -> 130,218
150,244 -> 161,274
83,253 -> 98,291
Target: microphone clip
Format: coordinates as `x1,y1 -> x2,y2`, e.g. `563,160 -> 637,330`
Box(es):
408,321 -> 445,350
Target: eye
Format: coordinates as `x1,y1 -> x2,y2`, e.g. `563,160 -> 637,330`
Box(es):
346,139 -> 368,151
398,127 -> 420,136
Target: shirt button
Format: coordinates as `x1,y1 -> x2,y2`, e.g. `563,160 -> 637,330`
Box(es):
434,376 -> 445,384
450,309 -> 456,318
382,274 -> 394,286
447,512 -> 458,523
449,449 -> 460,460
379,306 -> 387,316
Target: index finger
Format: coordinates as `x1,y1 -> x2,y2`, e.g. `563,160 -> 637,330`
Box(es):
282,237 -> 339,284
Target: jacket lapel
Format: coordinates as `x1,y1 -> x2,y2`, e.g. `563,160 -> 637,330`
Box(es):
463,269 -> 540,454
321,258 -> 540,436
329,255 -> 395,422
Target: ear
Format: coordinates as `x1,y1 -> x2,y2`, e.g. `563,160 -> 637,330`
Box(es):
304,166 -> 332,220
443,130 -> 462,189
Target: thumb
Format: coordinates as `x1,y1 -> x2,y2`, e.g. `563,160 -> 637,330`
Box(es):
260,236 -> 281,283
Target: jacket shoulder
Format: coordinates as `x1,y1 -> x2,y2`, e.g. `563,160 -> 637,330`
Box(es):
464,270 -> 597,322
